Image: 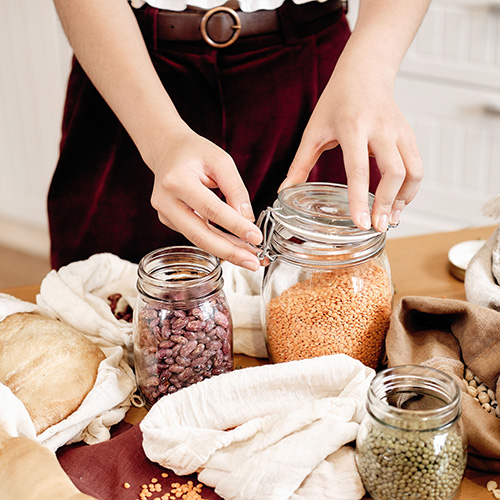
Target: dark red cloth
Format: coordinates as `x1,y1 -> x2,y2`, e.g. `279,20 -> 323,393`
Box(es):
57,422 -> 222,500
48,2 -> 381,269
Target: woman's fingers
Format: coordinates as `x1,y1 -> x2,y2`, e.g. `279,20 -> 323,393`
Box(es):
389,134 -> 424,226
157,197 -> 262,271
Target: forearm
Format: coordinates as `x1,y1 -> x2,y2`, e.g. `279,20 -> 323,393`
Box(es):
338,0 -> 431,85
53,0 -> 187,167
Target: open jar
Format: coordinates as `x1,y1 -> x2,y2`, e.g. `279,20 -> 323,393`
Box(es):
133,246 -> 233,407
356,365 -> 467,500
257,182 -> 393,369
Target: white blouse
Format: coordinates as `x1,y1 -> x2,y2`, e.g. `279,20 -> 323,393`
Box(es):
130,0 -> 322,14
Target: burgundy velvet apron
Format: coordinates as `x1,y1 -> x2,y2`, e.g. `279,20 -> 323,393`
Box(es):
48,2 -> 380,269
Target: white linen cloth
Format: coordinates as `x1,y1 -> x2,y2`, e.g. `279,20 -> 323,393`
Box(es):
141,353 -> 374,500
221,262 -> 268,358
37,253 -> 138,359
0,254 -> 137,451
465,196 -> 500,310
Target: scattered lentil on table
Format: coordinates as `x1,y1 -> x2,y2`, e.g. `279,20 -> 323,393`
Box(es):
125,475 -> 209,500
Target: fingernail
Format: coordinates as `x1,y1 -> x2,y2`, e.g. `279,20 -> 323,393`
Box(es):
245,230 -> 262,246
376,214 -> 389,232
242,260 -> 260,271
278,178 -> 290,192
390,210 -> 401,227
360,212 -> 371,230
239,202 -> 255,221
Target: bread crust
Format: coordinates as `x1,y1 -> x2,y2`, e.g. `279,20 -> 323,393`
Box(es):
0,312 -> 105,434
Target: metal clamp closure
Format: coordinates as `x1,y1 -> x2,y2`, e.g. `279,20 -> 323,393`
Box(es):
256,209 -> 278,262
200,6 -> 242,48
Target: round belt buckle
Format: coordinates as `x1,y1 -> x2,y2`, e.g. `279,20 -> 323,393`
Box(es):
200,6 -> 242,48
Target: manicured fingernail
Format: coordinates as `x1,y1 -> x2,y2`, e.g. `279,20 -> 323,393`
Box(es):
242,260 -> 260,271
239,202 -> 255,221
360,212 -> 371,230
376,214 -> 389,232
390,210 -> 401,227
245,230 -> 262,246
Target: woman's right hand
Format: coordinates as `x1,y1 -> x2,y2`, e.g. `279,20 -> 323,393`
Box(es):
149,127 -> 263,271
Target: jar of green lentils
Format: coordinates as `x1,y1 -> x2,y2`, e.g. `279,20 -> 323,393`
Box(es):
356,365 -> 467,500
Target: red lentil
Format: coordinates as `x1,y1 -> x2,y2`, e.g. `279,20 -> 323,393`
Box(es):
265,262 -> 392,368
129,476 -> 209,500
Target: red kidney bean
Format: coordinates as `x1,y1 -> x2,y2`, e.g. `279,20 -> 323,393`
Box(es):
191,343 -> 205,357
156,348 -> 172,359
134,293 -> 234,407
175,355 -> 191,367
171,344 -> 182,357
180,340 -> 197,357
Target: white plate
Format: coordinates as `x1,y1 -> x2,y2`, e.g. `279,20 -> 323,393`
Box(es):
448,239 -> 486,281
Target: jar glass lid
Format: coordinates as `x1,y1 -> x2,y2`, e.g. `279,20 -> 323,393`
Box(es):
273,182 -> 379,244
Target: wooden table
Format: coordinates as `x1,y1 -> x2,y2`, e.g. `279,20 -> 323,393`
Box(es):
2,225 -> 499,499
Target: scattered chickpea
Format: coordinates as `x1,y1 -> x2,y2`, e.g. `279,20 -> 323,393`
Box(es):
124,482 -> 131,489
463,368 -> 500,418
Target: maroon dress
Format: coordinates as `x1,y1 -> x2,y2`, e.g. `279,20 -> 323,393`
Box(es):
48,2 -> 380,269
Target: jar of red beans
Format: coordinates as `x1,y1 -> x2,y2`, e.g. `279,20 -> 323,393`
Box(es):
133,246 -> 233,407
257,183 -> 393,369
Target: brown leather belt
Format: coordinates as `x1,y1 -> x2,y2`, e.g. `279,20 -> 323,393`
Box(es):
155,0 -> 345,48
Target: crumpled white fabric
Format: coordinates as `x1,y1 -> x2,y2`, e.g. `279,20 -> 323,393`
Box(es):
0,255 -> 137,451
141,354 -> 374,500
221,262 -> 267,358
465,196 -> 500,310
37,253 -> 138,361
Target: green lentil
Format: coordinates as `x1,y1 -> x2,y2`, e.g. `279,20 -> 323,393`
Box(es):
356,424 -> 466,500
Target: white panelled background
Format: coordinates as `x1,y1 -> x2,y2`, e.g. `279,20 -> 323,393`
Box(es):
0,0 -> 71,256
0,0 -> 499,260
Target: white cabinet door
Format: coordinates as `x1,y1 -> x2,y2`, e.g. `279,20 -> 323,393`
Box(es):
394,76 -> 500,236
400,0 -> 500,90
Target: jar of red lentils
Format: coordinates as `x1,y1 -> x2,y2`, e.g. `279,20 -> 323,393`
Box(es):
257,182 -> 393,369
133,246 -> 234,408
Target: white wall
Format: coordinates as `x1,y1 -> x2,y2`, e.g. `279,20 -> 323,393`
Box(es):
0,0 -> 72,256
347,0 -> 500,238
0,0 -> 498,260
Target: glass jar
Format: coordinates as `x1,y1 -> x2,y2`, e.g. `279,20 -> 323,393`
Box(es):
133,246 -> 233,408
356,365 -> 467,500
257,182 -> 393,369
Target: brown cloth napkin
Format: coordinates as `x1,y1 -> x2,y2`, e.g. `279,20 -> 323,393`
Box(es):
57,422 -> 222,500
385,295 -> 500,473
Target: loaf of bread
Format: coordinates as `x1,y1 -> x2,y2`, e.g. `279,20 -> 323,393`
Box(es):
0,426 -> 98,500
0,312 -> 105,434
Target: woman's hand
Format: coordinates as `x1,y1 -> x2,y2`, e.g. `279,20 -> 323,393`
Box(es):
280,0 -> 430,233
280,67 -> 423,233
53,0 -> 262,270
149,127 -> 263,271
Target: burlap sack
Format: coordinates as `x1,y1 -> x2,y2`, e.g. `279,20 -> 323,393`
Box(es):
386,295 -> 500,472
